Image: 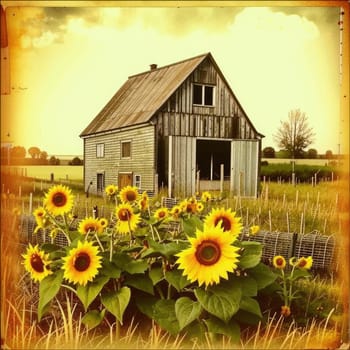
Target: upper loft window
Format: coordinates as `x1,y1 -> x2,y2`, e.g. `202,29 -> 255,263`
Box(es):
193,84 -> 214,106
96,143 -> 104,158
121,141 -> 131,159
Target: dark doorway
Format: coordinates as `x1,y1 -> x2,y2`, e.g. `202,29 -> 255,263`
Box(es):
196,140 -> 230,180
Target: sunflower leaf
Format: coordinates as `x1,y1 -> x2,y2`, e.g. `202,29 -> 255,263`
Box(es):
124,274 -> 154,295
238,242 -> 262,269
239,296 -> 262,318
81,309 -> 106,329
248,263 -> 277,290
152,299 -> 180,335
38,270 -> 64,321
112,253 -> 148,274
194,282 -> 242,322
101,287 -> 131,325
76,275 -> 110,311
175,297 -> 202,330
181,215 -> 203,236
149,266 -> 164,285
165,269 -> 191,292
204,316 -> 240,341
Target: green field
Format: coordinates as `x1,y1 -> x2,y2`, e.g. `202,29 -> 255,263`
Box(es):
2,165 -> 83,181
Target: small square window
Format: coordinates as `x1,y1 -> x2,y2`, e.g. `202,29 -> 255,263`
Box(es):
193,84 -> 214,106
96,144 -> 104,158
121,141 -> 131,158
134,174 -> 141,189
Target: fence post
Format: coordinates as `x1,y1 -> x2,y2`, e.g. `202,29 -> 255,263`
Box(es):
29,193 -> 33,215
220,164 -> 224,195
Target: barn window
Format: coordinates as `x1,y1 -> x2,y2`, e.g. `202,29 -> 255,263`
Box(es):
96,144 -> 104,158
193,84 -> 214,106
121,141 -> 131,159
134,174 -> 141,189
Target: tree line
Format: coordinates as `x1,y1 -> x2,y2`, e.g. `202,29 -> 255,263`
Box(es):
0,145 -> 83,166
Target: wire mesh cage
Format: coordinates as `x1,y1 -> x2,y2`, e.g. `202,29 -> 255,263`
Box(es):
294,233 -> 336,270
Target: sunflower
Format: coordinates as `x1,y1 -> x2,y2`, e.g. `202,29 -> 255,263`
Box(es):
181,197 -> 198,214
119,186 -> 139,203
249,225 -> 260,235
273,255 -> 286,269
33,207 -> 49,233
44,185 -> 74,216
296,256 -> 313,270
22,244 -> 52,282
170,205 -> 182,219
154,207 -> 169,221
201,191 -> 212,203
98,217 -> 109,229
281,305 -> 291,317
115,203 -> 140,234
78,217 -> 104,235
176,224 -> 240,287
204,207 -> 242,237
105,184 -> 118,197
62,240 -> 102,286
196,202 -> 204,213
139,191 -> 149,211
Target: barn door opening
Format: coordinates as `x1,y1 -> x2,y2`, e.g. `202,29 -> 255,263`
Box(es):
118,172 -> 133,189
196,140 -> 230,180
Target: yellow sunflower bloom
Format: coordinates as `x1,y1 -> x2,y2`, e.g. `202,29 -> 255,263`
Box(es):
44,185 -> 74,216
201,191 -> 212,203
22,244 -> 52,282
249,225 -> 260,235
105,184 -> 118,196
99,217 -> 109,229
296,256 -> 313,270
115,203 -> 141,234
62,240 -> 102,286
273,255 -> 286,269
139,191 -> 149,211
119,185 -> 139,203
281,305 -> 291,317
170,205 -> 182,219
197,202 -> 204,213
204,207 -> 242,237
78,217 -> 104,235
176,224 -> 240,287
154,207 -> 169,221
33,207 -> 50,233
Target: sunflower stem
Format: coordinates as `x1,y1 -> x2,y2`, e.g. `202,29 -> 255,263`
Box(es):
61,284 -> 77,295
109,233 -> 114,262
94,233 -> 105,252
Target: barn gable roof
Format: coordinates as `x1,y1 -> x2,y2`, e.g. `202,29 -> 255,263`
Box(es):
80,53 -> 209,137
80,52 -> 263,138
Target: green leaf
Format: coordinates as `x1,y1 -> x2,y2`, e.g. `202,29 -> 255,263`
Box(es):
76,275 -> 109,311
288,268 -> 311,281
175,297 -> 202,330
38,270 -> 64,320
149,267 -> 164,285
238,241 -> 262,269
194,282 -> 242,322
101,287 -> 131,325
239,296 -> 262,318
152,299 -> 180,335
142,240 -> 188,260
240,276 -> 258,297
165,269 -> 191,292
135,295 -> 157,319
204,317 -> 240,342
113,253 -> 148,274
81,309 -> 106,329
248,263 -> 277,290
181,215 -> 203,236
124,274 -> 154,295
101,260 -> 121,279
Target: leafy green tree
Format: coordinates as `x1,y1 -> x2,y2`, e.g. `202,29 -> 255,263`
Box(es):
307,148 -> 318,159
70,156 -> 83,166
262,147 -> 275,158
10,146 -> 26,159
40,151 -> 48,160
49,156 -> 60,165
325,150 -> 333,160
273,109 -> 315,159
28,146 -> 41,159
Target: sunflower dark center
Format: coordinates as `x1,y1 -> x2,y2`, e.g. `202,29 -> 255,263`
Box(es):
298,259 -> 306,267
52,192 -> 67,207
118,208 -> 131,221
30,254 -> 44,273
85,224 -> 97,232
215,216 -> 231,231
126,191 -> 137,201
276,258 -> 284,266
195,240 -> 221,266
74,252 -> 91,272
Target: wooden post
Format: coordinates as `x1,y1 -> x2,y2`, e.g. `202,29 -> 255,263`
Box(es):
196,170 -> 200,194
29,193 -> 33,215
220,164 -> 224,194
210,154 -> 213,181
18,186 -> 21,198
154,174 -> 159,195
168,135 -> 172,198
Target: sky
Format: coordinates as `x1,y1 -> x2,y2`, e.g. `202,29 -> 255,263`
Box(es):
0,3 -> 345,156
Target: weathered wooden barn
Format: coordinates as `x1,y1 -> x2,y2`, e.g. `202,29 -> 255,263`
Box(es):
80,52 -> 264,197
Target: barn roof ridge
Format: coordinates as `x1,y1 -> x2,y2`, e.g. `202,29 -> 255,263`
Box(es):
128,52 -> 210,78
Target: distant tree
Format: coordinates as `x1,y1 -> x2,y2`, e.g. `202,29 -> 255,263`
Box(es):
10,146 -> 26,159
262,147 -> 275,158
49,156 -> 60,165
273,109 -> 315,159
325,150 -> 333,160
39,151 -> 48,160
307,148 -> 318,159
70,156 -> 83,166
28,146 -> 41,159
